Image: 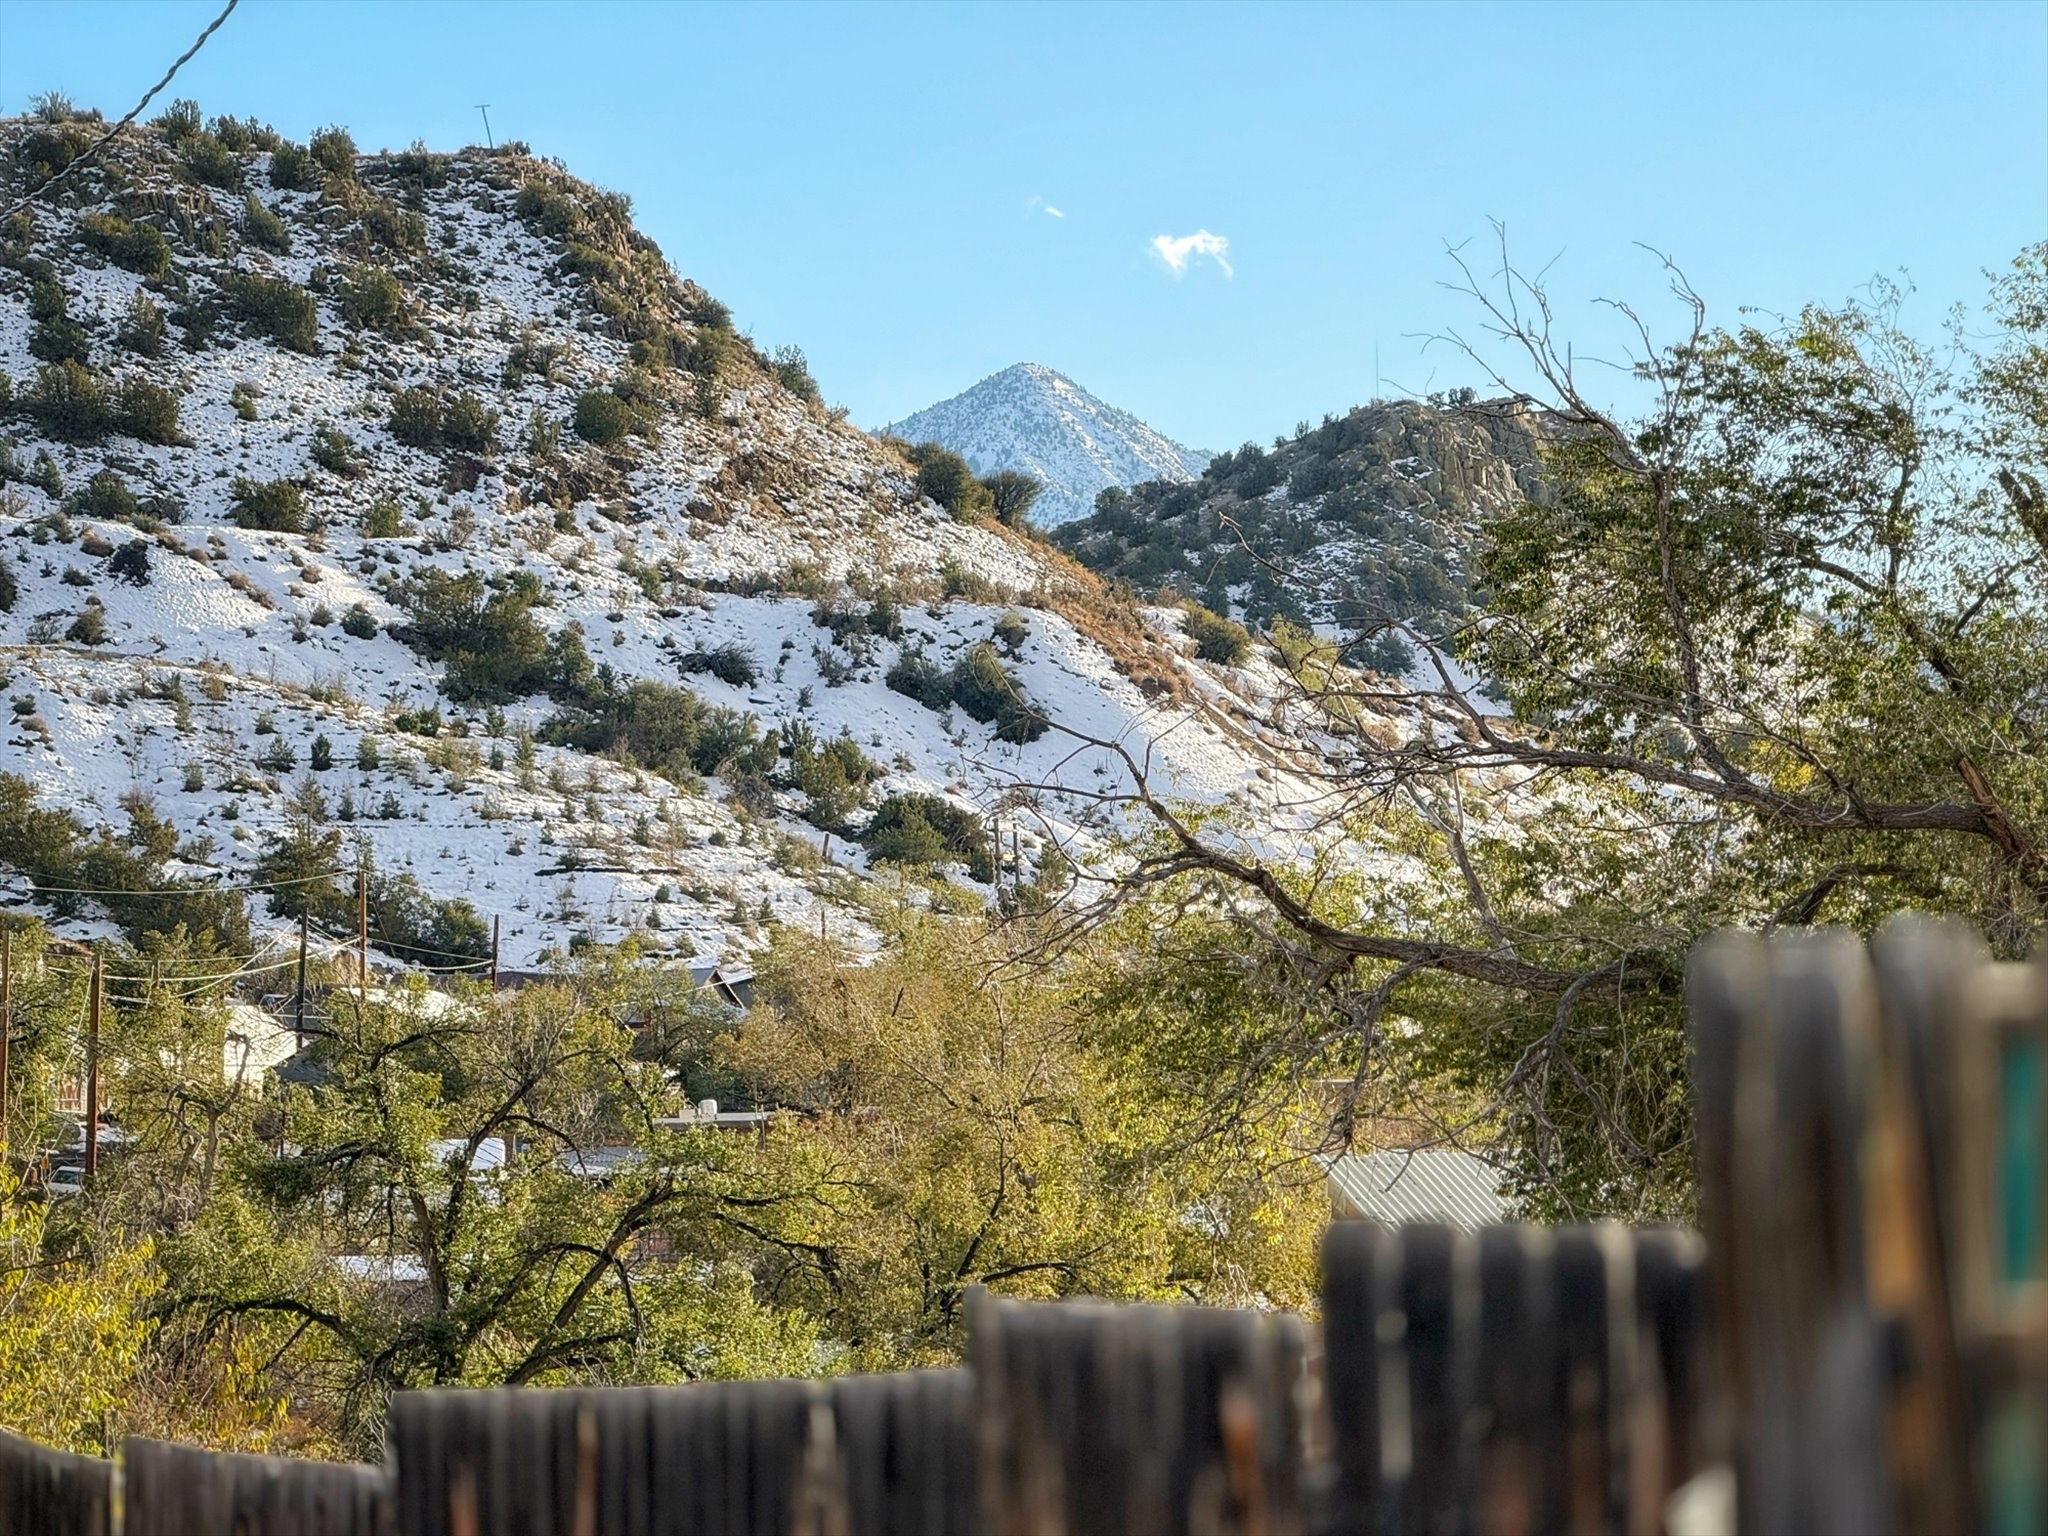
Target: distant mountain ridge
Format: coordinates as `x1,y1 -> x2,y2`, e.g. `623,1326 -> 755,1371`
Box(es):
1053,398 -> 1547,673
881,363 -> 1210,527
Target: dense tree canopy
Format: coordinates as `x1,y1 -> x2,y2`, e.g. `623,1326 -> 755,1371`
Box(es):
1057,241 -> 2048,1218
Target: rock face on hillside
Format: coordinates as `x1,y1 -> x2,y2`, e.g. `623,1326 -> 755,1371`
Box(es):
1052,399 -> 1545,672
881,363 -> 1210,528
0,112 -> 1324,973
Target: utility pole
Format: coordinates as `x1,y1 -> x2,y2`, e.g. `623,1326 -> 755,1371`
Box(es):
1,932 -> 11,1161
475,104 -> 494,151
294,907 -> 309,1043
84,952 -> 101,1186
357,869 -> 369,1007
489,915 -> 500,991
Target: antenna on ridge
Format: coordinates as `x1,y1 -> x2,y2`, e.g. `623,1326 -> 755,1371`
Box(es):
475,104 -> 494,150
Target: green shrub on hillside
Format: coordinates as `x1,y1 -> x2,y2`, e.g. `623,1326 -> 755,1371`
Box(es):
572,388 -> 634,445
25,359 -> 109,442
686,291 -> 733,330
788,726 -> 878,831
884,647 -> 953,712
212,114 -> 283,153
883,641 -> 1047,742
541,677 -> 768,784
28,313 -> 91,367
362,871 -> 491,970
981,469 -> 1043,529
391,140 -> 450,188
682,324 -> 735,382
268,141 -> 320,191
360,499 -> 402,538
384,386 -> 494,453
439,391 -> 498,455
114,376 -> 184,445
116,292 -> 166,357
949,640 -> 1048,743
0,771 -> 250,944
514,181 -> 581,240
239,193 -> 291,254
28,92 -> 80,124
907,441 -> 991,520
224,272 -> 319,352
181,132 -> 242,190
358,195 -> 425,254
338,264 -> 405,328
862,793 -> 993,881
310,425 -> 363,477
67,469 -> 138,523
770,345 -> 819,402
309,125 -> 357,178
14,122 -> 94,185
229,477 -> 306,533
679,640 -> 758,688
398,569 -> 563,704
77,213 -> 173,277
1182,603 -> 1251,665
387,387 -> 443,448
65,603 -> 108,646
155,98 -> 202,142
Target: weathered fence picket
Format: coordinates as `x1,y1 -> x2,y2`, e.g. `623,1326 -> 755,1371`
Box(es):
1319,1218 -> 1709,1536
118,1436 -> 392,1536
387,1369 -> 973,1536
0,1430 -> 111,1536
968,1289 -> 1306,1536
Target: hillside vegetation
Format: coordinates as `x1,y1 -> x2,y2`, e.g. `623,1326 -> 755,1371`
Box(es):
0,104 -> 1333,975
1054,396 -> 1545,671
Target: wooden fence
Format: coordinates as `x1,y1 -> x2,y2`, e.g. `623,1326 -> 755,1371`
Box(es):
2,916 -> 2044,1534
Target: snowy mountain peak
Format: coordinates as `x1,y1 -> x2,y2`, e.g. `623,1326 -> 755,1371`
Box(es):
882,364 -> 1211,527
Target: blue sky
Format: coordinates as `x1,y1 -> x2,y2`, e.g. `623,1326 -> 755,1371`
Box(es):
3,0 -> 2043,451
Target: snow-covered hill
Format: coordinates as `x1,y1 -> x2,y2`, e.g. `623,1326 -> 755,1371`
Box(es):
881,363 -> 1210,528
0,111 -> 1335,977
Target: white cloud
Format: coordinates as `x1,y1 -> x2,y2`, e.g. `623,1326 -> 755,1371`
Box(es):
1028,196 -> 1065,219
1150,229 -> 1232,278
1043,204 -> 1064,219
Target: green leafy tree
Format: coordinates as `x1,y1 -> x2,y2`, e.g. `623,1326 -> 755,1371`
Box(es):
906,441 -> 991,520
1081,239 -> 2048,1218
980,469 -> 1043,528
398,569 -> 554,703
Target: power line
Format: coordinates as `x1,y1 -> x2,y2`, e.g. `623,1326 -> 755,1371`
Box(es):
12,869 -> 346,899
1,0 -> 242,220
306,919 -> 496,967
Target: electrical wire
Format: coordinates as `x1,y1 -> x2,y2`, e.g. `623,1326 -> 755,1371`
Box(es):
13,869 -> 347,898
0,0 -> 242,220
305,920 -> 496,967
46,943 -> 353,994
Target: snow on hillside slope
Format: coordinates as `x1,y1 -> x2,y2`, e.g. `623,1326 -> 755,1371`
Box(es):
0,116 -> 1337,972
881,363 -> 1211,528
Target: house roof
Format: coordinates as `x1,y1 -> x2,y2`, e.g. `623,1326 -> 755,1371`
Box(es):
333,1254 -> 430,1283
556,1145 -> 641,1180
1324,1149 -> 1509,1232
428,1136 -> 507,1171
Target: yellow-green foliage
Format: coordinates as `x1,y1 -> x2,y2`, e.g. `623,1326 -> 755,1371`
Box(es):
0,1171 -> 154,1452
